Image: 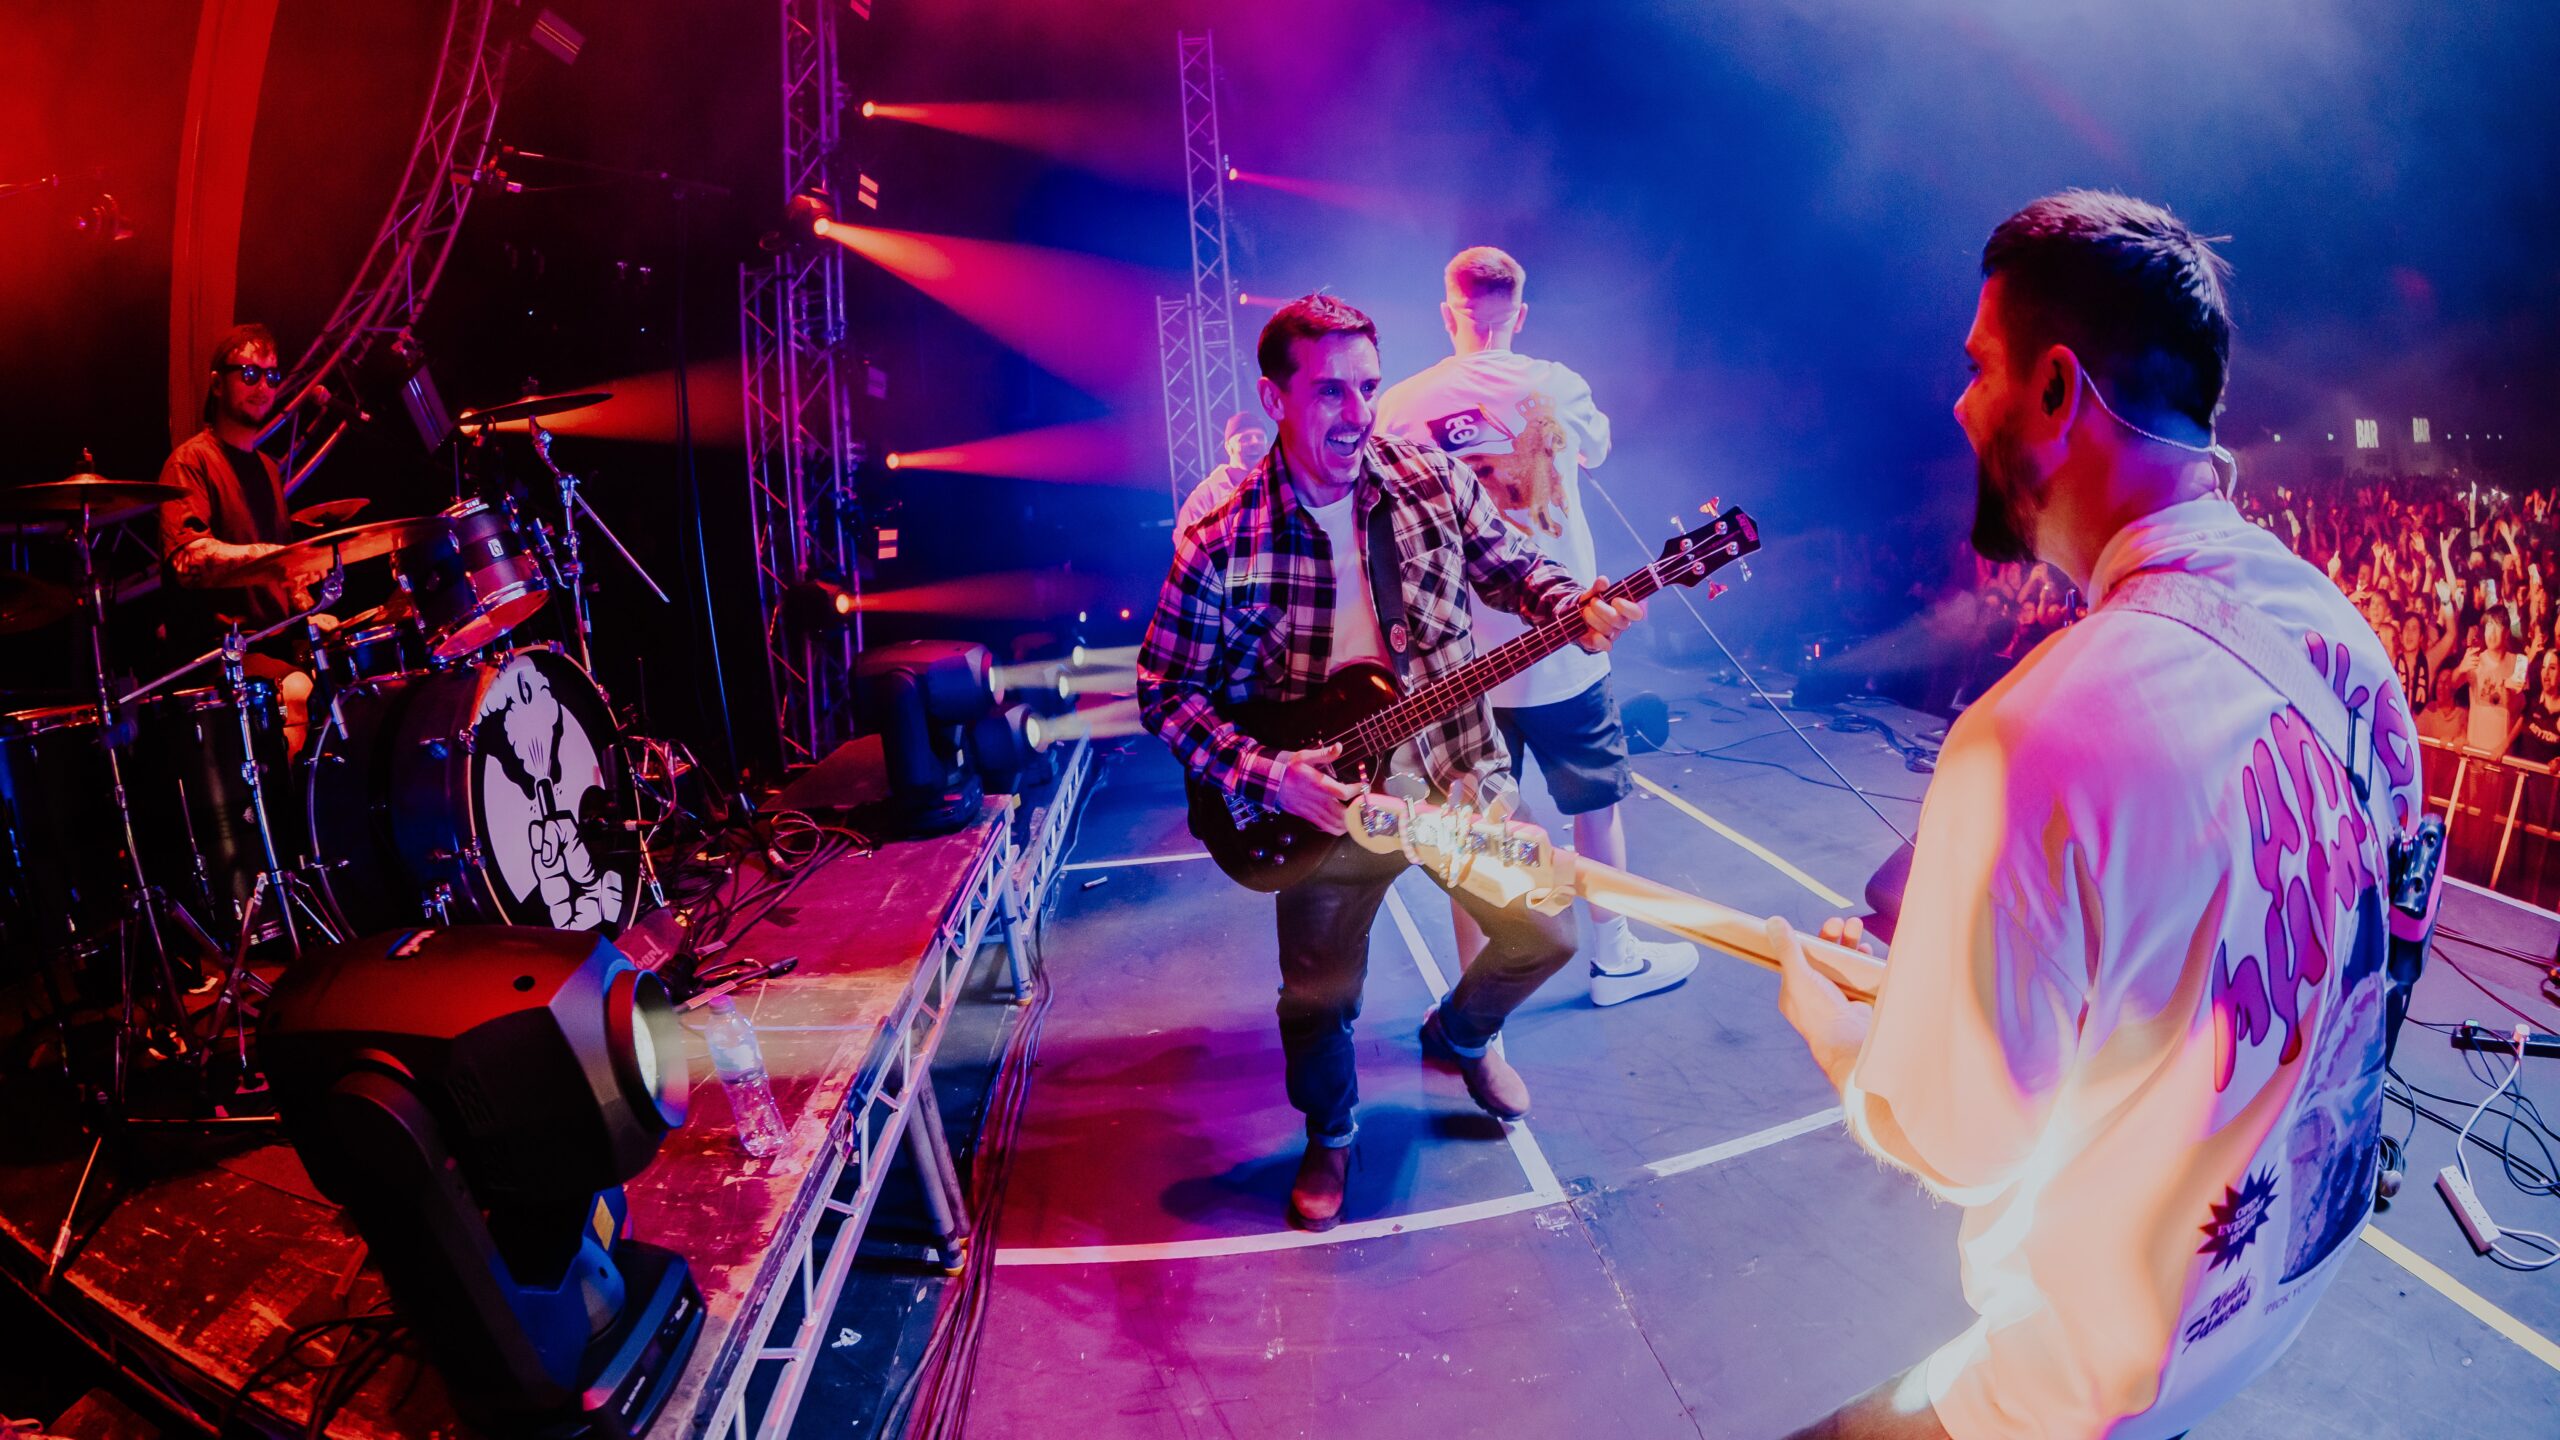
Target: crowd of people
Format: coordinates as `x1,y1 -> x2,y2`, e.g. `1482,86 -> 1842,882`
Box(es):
2244,475 -> 2560,766
1917,474 -> 2560,769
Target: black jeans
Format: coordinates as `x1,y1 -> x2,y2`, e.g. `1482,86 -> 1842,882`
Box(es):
1272,834 -> 1577,1143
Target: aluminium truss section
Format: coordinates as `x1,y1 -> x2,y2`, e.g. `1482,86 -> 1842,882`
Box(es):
1156,295 -> 1209,509
699,739 -> 1096,1440
1176,32 -> 1245,439
742,0 -> 865,768
260,0 -> 513,491
740,245 -> 859,769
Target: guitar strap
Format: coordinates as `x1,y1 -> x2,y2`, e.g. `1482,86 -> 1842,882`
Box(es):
1364,492 -> 1414,681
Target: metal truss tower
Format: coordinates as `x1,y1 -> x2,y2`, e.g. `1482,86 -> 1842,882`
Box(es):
740,0 -> 865,768
1157,30 -> 1245,510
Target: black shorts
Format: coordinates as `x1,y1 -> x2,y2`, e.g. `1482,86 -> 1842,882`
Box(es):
1494,676 -> 1633,816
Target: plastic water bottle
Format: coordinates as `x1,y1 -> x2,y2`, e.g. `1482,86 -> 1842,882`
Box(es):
702,995 -> 790,1158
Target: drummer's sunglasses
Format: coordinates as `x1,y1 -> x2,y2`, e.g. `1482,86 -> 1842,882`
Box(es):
217,363 -> 285,385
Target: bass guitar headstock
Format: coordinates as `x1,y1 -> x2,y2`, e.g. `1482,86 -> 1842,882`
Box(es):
1653,504 -> 1761,591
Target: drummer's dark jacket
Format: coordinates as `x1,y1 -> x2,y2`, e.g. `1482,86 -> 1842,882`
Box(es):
155,427 -> 292,656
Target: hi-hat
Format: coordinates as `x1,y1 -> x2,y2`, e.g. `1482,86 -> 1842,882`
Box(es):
1,474 -> 189,515
0,572 -> 77,634
222,515 -> 454,589
455,391 -> 610,428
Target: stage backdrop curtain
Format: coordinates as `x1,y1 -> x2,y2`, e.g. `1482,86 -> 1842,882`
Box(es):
167,0 -> 282,445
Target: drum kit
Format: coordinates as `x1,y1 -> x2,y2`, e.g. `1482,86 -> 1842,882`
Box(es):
1,393 -> 662,1154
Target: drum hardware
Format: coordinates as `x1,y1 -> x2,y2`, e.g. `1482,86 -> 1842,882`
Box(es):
29,479 -> 232,1283
527,418 -> 670,673
288,497 -> 368,530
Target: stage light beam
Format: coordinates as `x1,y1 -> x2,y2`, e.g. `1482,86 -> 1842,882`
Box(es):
815,224 -> 1162,398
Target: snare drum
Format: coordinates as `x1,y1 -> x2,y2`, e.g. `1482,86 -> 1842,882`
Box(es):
396,500 -> 549,660
0,703 -> 123,954
308,646 -> 636,934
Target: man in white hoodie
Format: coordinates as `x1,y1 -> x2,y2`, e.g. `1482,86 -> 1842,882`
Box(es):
1378,247 -> 1699,1006
1772,191 -> 2423,1439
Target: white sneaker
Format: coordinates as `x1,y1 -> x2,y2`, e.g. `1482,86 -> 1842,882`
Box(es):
1589,932 -> 1700,1007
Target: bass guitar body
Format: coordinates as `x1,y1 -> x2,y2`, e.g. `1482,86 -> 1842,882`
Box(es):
1186,661 -> 1403,893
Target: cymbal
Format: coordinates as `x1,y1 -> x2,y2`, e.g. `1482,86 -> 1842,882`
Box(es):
220,515 -> 453,589
456,391 -> 610,428
0,572 -> 76,634
291,497 -> 369,529
1,474 -> 189,515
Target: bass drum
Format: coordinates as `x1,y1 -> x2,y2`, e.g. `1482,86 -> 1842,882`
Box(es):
308,647 -> 637,935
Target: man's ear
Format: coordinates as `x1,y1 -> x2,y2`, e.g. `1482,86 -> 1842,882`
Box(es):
1512,299 -> 1528,337
1440,301 -> 1458,341
1259,375 -> 1285,426
2034,345 -> 2084,441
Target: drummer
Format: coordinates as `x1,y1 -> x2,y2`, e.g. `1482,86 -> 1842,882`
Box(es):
155,324 -> 331,749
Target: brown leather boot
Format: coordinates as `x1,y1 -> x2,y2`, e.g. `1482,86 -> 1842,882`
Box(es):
1420,1007 -> 1531,1120
1288,1140 -> 1351,1232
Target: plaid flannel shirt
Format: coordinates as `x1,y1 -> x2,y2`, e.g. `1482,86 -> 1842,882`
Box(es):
1138,434 -> 1583,808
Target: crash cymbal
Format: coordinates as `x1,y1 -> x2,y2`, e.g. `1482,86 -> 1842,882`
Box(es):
290,497 -> 369,529
455,390 -> 610,428
0,572 -> 76,634
220,514 -> 454,589
1,474 -> 189,515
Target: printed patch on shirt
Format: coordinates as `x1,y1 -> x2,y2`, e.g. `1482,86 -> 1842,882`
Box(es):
2199,1167 -> 2277,1270
2180,1274 -> 2255,1347
1425,406 -> 1514,456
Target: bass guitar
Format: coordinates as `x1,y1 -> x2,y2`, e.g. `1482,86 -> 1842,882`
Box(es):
1188,505 -> 1760,892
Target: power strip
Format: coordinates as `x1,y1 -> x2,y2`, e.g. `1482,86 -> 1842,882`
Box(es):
2436,1166 -> 2501,1254
2450,1021 -> 2560,1059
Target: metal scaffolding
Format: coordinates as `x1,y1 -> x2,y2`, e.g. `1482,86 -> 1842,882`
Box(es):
1158,30 -> 1246,511
259,0 -> 513,490
739,0 -> 864,768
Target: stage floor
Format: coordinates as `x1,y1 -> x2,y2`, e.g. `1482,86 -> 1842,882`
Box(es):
951,658 -> 2560,1437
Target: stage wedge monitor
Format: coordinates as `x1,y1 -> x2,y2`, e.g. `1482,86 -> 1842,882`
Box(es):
261,926 -> 701,1437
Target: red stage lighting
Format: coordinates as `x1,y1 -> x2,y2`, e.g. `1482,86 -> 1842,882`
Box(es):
816,224 -> 1163,398
879,420 -> 1148,487
844,570 -> 1115,621
1221,168 -> 1406,219
854,101 -> 1159,187
483,361 -> 743,447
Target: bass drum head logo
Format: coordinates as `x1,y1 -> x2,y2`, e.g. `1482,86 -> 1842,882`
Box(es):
473,653 -> 624,930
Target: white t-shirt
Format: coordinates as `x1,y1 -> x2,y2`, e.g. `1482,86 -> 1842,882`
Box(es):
1846,497 -> 2423,1440
1301,489 -> 1388,676
1376,347 -> 1611,709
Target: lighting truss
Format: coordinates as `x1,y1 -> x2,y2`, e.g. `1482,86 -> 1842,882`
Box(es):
259,0 -> 513,491
740,0 -> 866,768
1158,30 -> 1245,514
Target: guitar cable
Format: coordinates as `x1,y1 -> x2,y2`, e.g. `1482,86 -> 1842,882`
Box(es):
1585,477 -> 1918,848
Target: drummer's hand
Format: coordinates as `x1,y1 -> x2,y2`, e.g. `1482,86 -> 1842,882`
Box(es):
1770,915 -> 1873,1093
307,610 -> 341,633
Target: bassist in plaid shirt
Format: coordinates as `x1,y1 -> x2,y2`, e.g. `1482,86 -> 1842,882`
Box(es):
1138,295 -> 1646,1230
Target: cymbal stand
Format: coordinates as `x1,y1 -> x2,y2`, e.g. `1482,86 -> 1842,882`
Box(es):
530,419 -> 669,673
47,499 -> 225,1284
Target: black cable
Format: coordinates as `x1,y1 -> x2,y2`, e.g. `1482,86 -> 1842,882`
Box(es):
217,1311 -> 402,1438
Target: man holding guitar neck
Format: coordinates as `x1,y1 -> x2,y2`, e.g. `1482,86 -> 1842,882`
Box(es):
1137,294 -> 1646,1231
1768,192 -> 2424,1438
